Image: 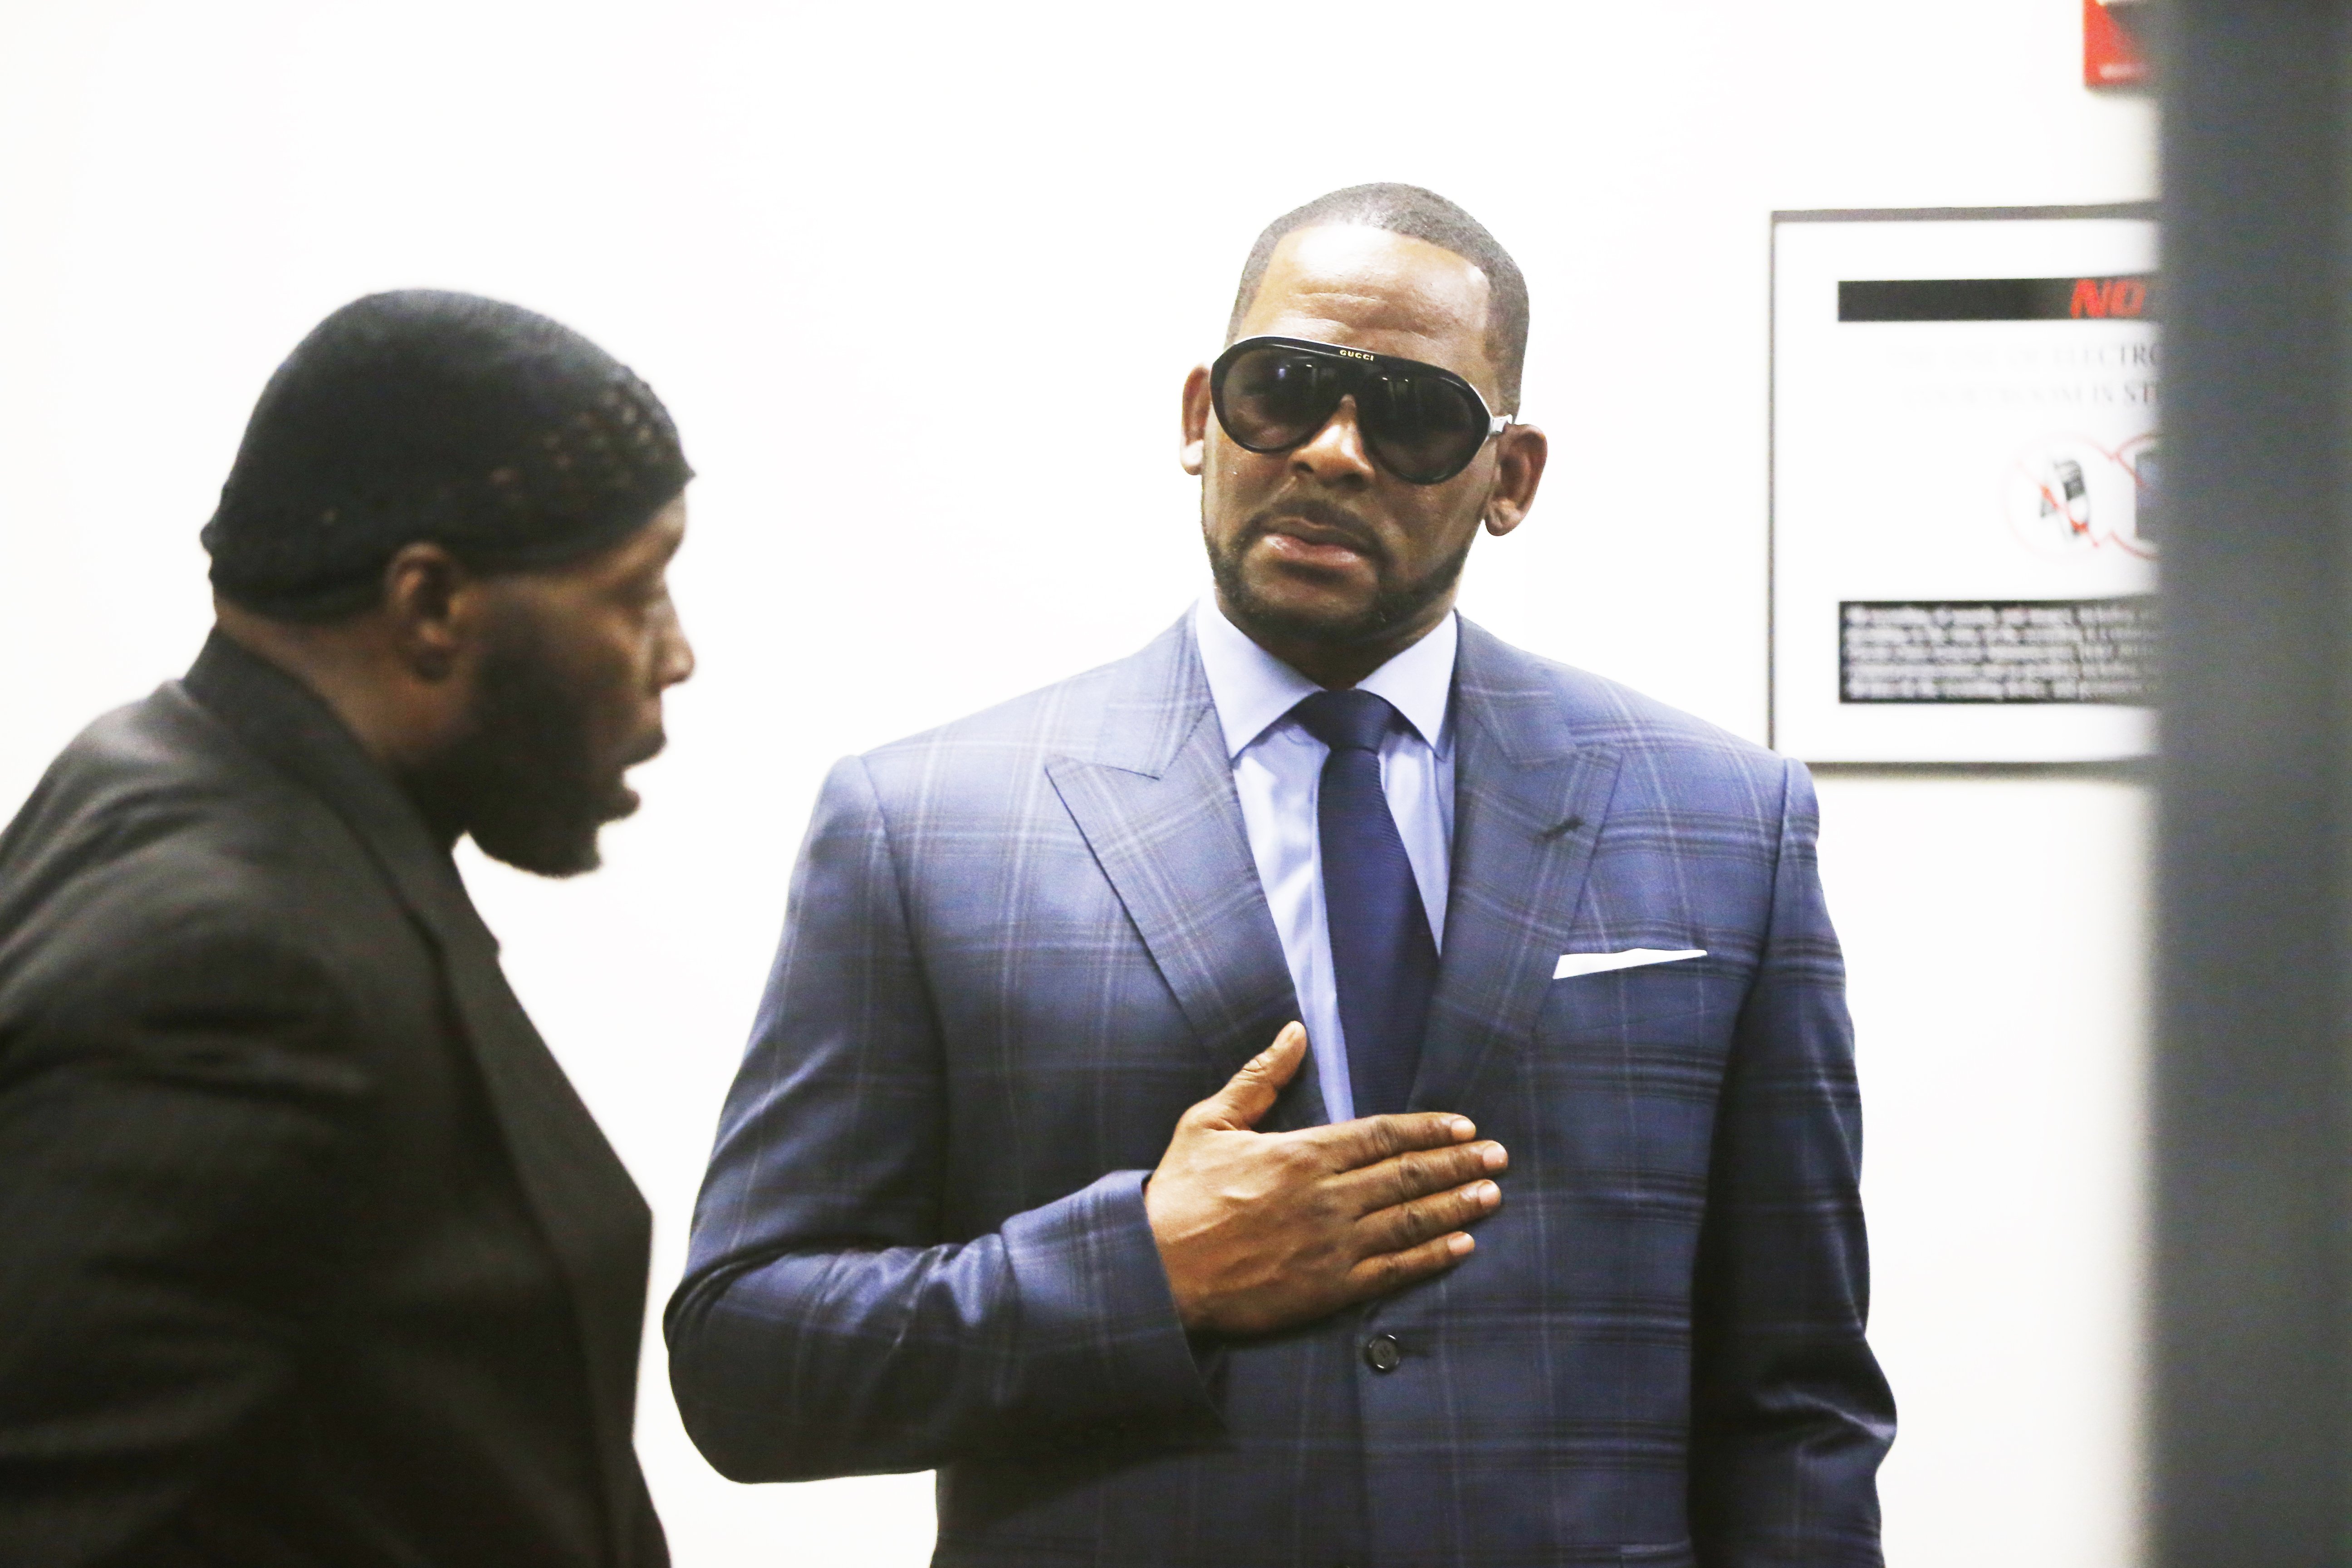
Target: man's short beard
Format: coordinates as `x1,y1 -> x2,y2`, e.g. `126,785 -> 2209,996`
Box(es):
408,609 -> 636,878
1205,503 -> 1473,650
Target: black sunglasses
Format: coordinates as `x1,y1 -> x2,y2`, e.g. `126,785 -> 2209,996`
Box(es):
1208,335 -> 1510,485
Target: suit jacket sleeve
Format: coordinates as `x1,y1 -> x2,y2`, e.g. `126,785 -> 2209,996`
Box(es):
665,756 -> 1212,1483
1688,758 -> 1896,1567
0,911 -> 368,1567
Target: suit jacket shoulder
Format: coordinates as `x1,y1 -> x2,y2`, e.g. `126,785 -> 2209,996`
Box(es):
866,615 -> 1793,778
844,612 -> 1807,875
862,618 -> 1207,786
1455,619 -> 1797,796
0,686 -> 394,1037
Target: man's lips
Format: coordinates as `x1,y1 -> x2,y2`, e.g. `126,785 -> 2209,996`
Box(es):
1260,530 -> 1373,572
1251,510 -> 1383,573
604,728 -> 666,789
600,731 -> 664,823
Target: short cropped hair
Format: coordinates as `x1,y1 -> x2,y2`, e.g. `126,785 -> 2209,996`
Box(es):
1225,183 -> 1529,413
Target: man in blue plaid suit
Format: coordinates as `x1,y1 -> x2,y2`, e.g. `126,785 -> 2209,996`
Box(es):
668,184 -> 1894,1566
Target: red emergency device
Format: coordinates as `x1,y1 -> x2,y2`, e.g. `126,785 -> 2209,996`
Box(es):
2085,0 -> 2150,89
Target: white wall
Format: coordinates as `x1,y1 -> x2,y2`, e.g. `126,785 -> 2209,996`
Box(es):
0,4 -> 2154,1563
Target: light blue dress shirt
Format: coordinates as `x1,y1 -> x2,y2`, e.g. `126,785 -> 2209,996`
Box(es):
1191,599 -> 1457,1123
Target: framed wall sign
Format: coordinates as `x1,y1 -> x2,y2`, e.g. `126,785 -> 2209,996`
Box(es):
1770,204 -> 2158,763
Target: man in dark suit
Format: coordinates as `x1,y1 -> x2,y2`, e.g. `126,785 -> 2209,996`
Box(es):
0,291 -> 695,1566
669,184 -> 1894,1566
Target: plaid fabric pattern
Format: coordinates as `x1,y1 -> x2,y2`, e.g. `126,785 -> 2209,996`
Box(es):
668,617 -> 1892,1568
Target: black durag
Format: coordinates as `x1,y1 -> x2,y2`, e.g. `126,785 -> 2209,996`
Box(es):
201,290 -> 692,618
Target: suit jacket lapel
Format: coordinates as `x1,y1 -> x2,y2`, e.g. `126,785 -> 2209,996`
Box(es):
1413,621 -> 1623,1114
427,912 -> 652,1555
1046,619 -> 1323,1129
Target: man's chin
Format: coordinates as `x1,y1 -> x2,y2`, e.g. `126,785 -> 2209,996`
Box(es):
1226,573 -> 1387,646
1214,527 -> 1473,652
475,829 -> 603,880
470,788 -> 637,880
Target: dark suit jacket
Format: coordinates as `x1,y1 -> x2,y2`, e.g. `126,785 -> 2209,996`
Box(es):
670,616 -> 1894,1568
0,633 -> 666,1567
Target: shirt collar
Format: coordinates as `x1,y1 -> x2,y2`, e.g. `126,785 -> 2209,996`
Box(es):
1193,598 -> 1458,760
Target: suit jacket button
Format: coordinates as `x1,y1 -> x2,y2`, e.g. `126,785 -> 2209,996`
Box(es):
1362,1333 -> 1402,1373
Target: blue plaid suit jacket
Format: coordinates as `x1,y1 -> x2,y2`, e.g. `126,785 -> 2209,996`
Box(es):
668,616 -> 1893,1568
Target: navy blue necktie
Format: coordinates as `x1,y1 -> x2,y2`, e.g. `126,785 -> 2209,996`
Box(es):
1293,689 -> 1438,1118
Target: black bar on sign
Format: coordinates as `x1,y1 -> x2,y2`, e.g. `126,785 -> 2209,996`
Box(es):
1836,598 -> 2157,705
1838,275 -> 2157,321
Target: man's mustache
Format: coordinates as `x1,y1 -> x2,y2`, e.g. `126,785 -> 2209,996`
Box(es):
1241,498 -> 1389,567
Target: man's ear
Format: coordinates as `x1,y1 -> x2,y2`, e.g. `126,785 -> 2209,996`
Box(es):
1181,363 -> 1212,475
1482,422 -> 1548,537
377,542 -> 476,682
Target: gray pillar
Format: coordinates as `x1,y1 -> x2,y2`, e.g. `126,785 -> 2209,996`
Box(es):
2156,5 -> 2352,1563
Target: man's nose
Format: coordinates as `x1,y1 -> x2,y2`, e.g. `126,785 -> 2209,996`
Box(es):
657,609 -> 696,690
1290,394 -> 1377,484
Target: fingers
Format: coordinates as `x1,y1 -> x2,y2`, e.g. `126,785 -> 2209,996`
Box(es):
1310,1109 -> 1481,1171
1331,1138 -> 1508,1217
1354,1178 -> 1502,1255
1342,1228 -> 1477,1303
1190,1022 -> 1308,1131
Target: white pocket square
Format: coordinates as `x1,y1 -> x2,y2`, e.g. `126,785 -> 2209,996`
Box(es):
1553,948 -> 1707,980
